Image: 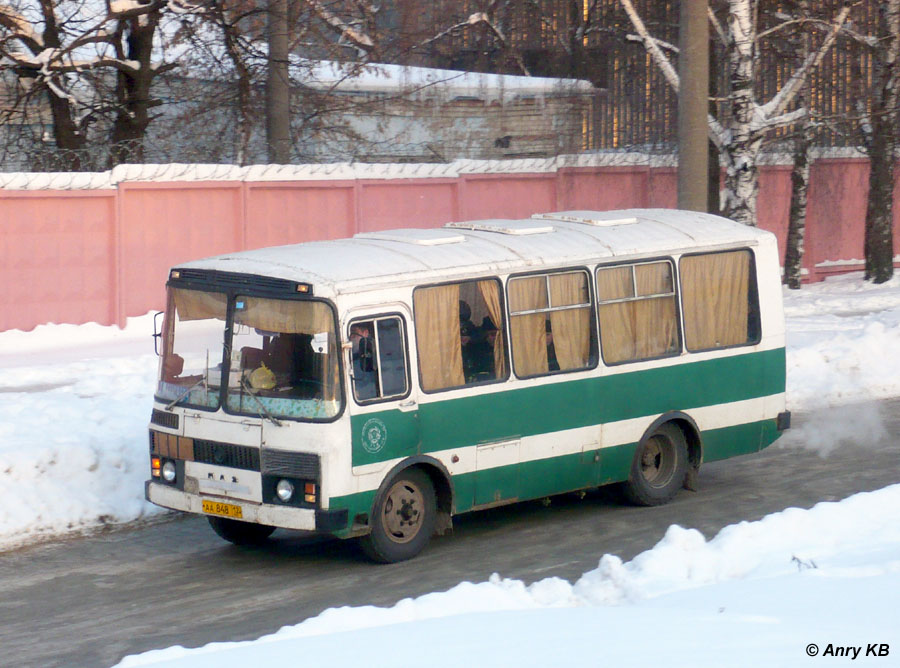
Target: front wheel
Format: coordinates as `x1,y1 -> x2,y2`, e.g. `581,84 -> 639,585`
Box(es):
621,423 -> 688,506
360,468 -> 436,563
207,516 -> 276,546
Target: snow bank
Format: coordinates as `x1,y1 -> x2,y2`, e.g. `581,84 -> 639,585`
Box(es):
114,483 -> 900,667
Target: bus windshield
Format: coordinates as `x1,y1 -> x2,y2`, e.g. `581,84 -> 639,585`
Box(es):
157,288 -> 228,410
227,296 -> 341,420
157,289 -> 342,420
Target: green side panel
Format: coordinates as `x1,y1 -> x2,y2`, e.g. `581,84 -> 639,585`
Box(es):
326,418 -> 782,536
598,443 -> 638,485
518,450 -> 601,500
350,409 -> 419,467
474,465 -> 519,506
327,489 -> 376,537
350,348 -> 785,467
759,419 -> 783,451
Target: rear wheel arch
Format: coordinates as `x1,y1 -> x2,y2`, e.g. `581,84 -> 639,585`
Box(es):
644,411 -> 703,474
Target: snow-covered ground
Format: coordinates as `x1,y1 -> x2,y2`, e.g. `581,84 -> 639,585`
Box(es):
1,272 -> 899,666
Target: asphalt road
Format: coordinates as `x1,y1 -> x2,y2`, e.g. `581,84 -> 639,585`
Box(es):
2,399 -> 899,668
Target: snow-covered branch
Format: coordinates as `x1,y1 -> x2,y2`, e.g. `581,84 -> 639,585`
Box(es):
618,0 -> 679,92
304,0 -> 375,51
0,4 -> 43,49
759,4 -> 851,121
619,0 -> 726,149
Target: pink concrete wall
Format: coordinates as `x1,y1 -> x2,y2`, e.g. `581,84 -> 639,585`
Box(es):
1,160 -> 898,332
0,190 -> 116,331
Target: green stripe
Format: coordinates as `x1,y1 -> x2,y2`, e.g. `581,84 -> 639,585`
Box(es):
351,347 -> 785,465
330,417 -> 784,530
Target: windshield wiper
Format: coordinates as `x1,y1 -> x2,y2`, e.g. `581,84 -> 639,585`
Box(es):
239,378 -> 283,427
165,376 -> 207,411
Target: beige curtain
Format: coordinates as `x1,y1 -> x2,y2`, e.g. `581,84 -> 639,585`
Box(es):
508,277 -> 548,376
681,251 -> 751,350
597,263 -> 678,363
548,273 -> 591,370
235,297 -> 333,335
596,266 -> 636,363
634,263 -> 679,358
174,289 -> 227,322
478,280 -> 507,378
414,284 -> 464,391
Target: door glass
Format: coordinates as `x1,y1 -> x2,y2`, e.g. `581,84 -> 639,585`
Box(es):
350,316 -> 408,403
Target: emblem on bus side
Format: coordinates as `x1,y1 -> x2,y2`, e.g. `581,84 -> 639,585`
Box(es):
361,417 -> 388,454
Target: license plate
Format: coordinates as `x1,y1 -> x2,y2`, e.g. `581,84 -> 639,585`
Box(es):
202,499 -> 243,519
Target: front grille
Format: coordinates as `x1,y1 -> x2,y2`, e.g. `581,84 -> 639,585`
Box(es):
194,439 -> 260,471
150,409 -> 179,430
261,449 -> 320,479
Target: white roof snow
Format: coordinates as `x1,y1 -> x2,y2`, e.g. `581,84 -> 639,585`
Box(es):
178,209 -> 772,296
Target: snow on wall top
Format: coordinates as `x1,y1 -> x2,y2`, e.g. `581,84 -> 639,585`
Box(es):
0,147 -> 871,191
178,209 -> 773,296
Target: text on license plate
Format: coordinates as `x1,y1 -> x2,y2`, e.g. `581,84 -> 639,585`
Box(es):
202,499 -> 243,519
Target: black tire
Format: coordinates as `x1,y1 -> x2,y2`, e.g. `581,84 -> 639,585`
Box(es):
621,422 -> 688,506
207,516 -> 276,546
360,468 -> 436,563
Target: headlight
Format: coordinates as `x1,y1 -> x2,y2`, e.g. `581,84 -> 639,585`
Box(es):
162,460 -> 177,483
276,479 -> 294,502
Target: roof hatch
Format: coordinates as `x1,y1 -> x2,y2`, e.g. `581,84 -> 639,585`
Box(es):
354,228 -> 466,246
533,211 -> 639,227
445,219 -> 554,235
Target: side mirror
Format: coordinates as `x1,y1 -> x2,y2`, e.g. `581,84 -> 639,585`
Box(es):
153,311 -> 164,356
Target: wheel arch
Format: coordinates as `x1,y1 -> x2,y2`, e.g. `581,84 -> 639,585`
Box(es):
372,455 -> 454,536
641,411 -> 703,481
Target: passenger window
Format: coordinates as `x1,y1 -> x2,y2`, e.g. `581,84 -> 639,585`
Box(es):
596,260 -> 680,364
349,316 -> 409,402
680,250 -> 760,351
507,270 -> 595,377
413,279 -> 509,392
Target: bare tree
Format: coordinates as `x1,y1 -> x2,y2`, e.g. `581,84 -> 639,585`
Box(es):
853,1 -> 899,283
0,0 -> 179,168
620,0 -> 850,226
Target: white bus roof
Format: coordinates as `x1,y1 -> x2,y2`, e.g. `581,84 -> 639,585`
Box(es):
178,209 -> 775,296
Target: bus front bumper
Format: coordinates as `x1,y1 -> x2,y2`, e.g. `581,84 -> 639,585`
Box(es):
145,481 -> 347,532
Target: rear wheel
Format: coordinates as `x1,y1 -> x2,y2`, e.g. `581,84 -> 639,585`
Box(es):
360,468 -> 436,563
621,423 -> 688,506
207,516 -> 276,546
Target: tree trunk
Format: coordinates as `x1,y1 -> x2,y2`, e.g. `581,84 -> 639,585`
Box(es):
109,16 -> 160,166
783,0 -> 812,290
864,124 -> 896,283
784,125 -> 812,289
863,0 -> 899,284
722,0 -> 761,226
266,0 -> 292,164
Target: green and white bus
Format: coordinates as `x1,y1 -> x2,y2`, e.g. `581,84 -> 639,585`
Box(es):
146,209 -> 790,562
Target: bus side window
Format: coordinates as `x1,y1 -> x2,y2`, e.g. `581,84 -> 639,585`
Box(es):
413,279 -> 509,392
507,270 -> 595,378
680,249 -> 760,351
596,260 -> 680,364
349,317 -> 409,403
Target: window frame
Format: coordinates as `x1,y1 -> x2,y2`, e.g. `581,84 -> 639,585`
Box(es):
347,312 -> 413,406
594,257 -> 683,367
678,248 -> 762,354
412,277 -> 511,395
506,266 -> 599,379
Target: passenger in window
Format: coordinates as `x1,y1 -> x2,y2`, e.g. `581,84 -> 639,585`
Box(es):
546,320 -> 560,372
466,317 -> 499,382
459,300 -> 475,333
350,324 -> 377,400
